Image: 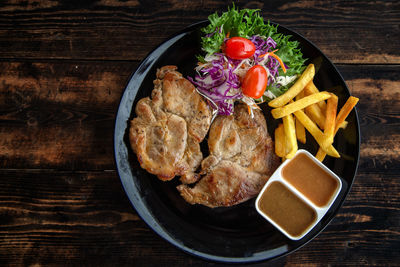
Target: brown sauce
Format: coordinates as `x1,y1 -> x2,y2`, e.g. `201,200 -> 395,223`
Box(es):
258,181 -> 317,237
282,153 -> 339,207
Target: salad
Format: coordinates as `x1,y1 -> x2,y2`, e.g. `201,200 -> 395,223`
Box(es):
189,6 -> 307,116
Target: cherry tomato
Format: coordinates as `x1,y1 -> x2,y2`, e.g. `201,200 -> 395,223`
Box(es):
225,37 -> 256,60
242,65 -> 268,99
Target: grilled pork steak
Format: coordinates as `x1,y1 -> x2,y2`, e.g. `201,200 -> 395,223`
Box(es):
130,66 -> 279,207
129,66 -> 212,181
177,104 -> 280,208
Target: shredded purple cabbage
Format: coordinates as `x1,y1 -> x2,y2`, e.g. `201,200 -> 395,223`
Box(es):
189,35 -> 288,115
188,53 -> 243,115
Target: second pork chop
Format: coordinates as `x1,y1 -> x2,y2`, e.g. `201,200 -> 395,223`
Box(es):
177,104 -> 280,208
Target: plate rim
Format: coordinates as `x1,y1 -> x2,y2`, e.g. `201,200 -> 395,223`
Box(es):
113,20 -> 361,263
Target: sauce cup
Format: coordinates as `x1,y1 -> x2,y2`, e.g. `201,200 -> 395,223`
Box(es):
255,149 -> 342,240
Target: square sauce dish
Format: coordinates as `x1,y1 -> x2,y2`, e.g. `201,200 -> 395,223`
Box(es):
255,149 -> 343,240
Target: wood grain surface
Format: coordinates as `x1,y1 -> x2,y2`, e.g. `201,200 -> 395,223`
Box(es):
0,0 -> 399,266
0,0 -> 398,63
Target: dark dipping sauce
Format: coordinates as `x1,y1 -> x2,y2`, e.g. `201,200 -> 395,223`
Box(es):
282,153 -> 339,207
257,181 -> 317,238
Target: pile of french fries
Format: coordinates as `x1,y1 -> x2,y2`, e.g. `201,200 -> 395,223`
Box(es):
269,64 -> 359,162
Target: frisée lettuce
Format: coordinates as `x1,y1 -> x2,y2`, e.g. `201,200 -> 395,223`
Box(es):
191,6 -> 307,115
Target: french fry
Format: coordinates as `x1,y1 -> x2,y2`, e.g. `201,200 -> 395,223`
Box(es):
285,131 -> 290,159
315,148 -> 326,162
304,86 -> 348,130
286,100 -> 300,153
316,96 -> 359,162
268,64 -> 315,108
295,91 -> 306,144
305,104 -> 326,130
274,123 -> 286,158
293,110 -> 340,158
303,86 -> 327,129
334,96 -> 359,133
283,113 -> 298,159
322,93 -> 338,148
305,81 -> 327,113
339,120 -> 348,129
295,117 -> 306,144
295,90 -> 304,101
271,92 -> 331,119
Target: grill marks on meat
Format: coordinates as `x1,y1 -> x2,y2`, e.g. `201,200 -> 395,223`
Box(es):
177,104 -> 280,208
129,66 -> 211,181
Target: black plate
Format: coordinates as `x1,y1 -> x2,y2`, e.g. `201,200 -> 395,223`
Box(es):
114,21 -> 360,263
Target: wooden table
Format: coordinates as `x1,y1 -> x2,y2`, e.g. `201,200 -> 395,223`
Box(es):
0,1 -> 398,265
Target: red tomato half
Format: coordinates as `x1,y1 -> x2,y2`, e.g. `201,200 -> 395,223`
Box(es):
225,37 -> 256,60
242,65 -> 268,99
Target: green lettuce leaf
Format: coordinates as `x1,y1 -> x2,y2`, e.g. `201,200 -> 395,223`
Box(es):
199,5 -> 307,97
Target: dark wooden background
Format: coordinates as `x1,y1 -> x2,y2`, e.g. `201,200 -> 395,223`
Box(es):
0,0 -> 399,266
